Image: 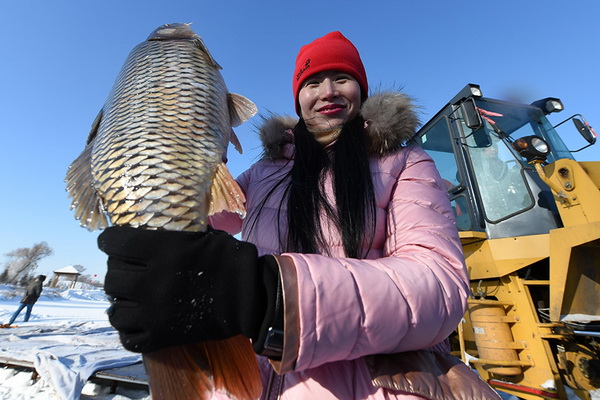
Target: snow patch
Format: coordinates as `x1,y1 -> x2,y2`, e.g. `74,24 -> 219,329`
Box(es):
0,284 -> 145,400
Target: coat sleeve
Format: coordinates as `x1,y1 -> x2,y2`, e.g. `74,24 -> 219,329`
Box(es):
278,147 -> 470,372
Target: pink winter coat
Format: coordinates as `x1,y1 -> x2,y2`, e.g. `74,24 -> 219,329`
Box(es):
210,92 -> 485,399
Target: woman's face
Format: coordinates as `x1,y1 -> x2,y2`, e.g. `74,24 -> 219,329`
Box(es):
298,71 -> 361,131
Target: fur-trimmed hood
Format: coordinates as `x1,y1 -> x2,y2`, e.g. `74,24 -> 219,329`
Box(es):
257,91 -> 420,160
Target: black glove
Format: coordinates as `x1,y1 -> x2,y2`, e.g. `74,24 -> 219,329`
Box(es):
98,226 -> 281,354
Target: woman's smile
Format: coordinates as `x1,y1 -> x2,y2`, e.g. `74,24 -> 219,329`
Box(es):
298,70 -> 361,132
317,103 -> 346,114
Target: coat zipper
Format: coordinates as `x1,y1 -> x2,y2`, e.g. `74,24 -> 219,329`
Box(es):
265,369 -> 283,400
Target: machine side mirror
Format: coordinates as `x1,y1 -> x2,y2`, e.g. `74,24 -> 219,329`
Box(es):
460,99 -> 483,130
553,114 -> 597,153
573,118 -> 597,145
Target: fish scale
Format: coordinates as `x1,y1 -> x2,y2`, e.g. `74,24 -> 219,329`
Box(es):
68,32 -> 245,232
66,23 -> 259,399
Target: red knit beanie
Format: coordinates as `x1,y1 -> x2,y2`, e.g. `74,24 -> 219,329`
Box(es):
293,31 -> 368,115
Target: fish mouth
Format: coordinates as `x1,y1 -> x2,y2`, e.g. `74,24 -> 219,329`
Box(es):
145,23 -> 223,70
147,23 -> 196,41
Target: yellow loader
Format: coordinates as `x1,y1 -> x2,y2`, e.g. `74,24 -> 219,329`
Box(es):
416,84 -> 599,399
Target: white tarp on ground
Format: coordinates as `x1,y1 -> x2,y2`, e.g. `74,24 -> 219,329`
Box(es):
0,285 -> 144,400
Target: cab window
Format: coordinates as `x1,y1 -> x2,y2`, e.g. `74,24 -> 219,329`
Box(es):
417,117 -> 472,230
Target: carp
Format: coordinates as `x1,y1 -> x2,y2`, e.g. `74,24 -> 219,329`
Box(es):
65,23 -> 260,400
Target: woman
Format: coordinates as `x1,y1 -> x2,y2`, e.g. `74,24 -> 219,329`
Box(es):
100,32 -> 498,399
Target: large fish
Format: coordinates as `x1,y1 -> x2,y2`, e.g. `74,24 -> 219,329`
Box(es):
65,23 -> 260,400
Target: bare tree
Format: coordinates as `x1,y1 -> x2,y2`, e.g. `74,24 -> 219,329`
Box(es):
1,242 -> 53,284
78,273 -> 103,288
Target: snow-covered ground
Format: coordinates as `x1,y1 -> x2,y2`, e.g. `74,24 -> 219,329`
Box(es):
0,284 -> 148,400
1,284 -> 597,400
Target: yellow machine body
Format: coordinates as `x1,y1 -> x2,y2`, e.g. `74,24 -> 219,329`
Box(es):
415,85 -> 600,399
457,159 -> 600,399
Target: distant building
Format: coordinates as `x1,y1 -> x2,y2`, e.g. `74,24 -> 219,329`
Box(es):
50,265 -> 81,289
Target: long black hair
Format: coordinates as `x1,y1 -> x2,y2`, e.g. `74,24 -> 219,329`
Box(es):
285,116 -> 376,258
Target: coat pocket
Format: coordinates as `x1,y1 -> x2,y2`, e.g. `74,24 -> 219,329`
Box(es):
365,350 -> 501,400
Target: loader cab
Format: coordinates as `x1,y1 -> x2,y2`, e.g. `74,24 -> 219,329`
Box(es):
415,84 -> 587,240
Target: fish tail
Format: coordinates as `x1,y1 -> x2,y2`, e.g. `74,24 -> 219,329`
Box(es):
143,345 -> 212,399
142,336 -> 261,400
203,335 -> 262,399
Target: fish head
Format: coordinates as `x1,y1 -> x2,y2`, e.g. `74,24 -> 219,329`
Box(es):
147,23 -> 222,70
147,23 -> 197,40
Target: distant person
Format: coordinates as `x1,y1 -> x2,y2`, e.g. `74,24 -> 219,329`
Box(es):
4,275 -> 46,326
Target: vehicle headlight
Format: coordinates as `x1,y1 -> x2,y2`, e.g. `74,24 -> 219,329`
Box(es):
512,135 -> 551,162
530,97 -> 564,114
546,99 -> 564,113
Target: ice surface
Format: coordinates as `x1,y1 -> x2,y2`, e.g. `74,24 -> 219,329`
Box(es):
0,284 -> 147,400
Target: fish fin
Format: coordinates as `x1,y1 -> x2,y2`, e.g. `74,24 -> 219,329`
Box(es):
142,336 -> 261,400
229,129 -> 243,154
209,163 -> 246,218
193,37 -> 222,70
65,142 -> 108,231
204,335 -> 262,399
228,93 -> 258,128
86,109 -> 103,145
143,345 -> 213,399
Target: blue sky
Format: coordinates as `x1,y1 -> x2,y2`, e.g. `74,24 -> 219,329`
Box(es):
1,1 -> 599,280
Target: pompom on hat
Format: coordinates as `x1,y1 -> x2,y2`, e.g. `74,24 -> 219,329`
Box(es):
292,31 -> 368,115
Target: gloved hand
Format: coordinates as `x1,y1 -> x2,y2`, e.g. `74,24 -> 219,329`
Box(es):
98,226 -> 280,354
